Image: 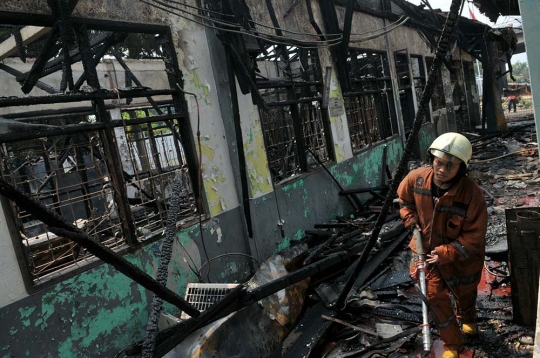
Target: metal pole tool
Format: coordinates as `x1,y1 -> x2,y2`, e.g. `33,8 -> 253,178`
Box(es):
413,227 -> 431,353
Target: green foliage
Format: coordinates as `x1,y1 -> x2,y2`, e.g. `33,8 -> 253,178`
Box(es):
509,61 -> 530,83
121,109 -> 172,141
114,33 -> 162,59
520,97 -> 532,109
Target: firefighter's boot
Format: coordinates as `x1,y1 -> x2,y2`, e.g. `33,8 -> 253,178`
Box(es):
462,323 -> 478,337
441,350 -> 459,358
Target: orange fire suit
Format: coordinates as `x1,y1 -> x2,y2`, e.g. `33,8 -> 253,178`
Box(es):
397,167 -> 487,352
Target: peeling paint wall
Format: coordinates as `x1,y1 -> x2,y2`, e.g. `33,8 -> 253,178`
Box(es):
237,82 -> 273,199
326,64 -> 353,163
171,21 -> 239,217
0,227 -> 202,358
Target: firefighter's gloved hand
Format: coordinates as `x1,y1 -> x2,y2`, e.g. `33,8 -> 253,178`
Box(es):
426,249 -> 440,264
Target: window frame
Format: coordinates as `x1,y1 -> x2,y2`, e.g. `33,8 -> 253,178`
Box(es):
344,48 -> 399,153
0,17 -> 201,292
255,45 -> 335,185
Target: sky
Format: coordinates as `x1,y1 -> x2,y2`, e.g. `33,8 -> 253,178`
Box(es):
407,0 -> 528,63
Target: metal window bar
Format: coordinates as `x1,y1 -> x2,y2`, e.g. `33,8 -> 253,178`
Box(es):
260,106 -> 301,182
345,94 -> 387,152
0,107 -> 197,283
300,102 -> 330,169
257,45 -> 330,184
120,108 -> 196,242
1,129 -> 125,283
345,50 -> 397,152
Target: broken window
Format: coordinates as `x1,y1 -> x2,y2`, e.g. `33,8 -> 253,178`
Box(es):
410,55 -> 431,122
0,22 -> 198,286
425,57 -> 445,111
394,51 -> 415,132
256,45 -> 333,184
345,50 -> 398,152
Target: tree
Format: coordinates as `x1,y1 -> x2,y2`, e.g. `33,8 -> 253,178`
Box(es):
509,61 -> 529,83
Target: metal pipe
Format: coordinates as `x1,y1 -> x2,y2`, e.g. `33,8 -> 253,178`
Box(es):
413,228 -> 431,353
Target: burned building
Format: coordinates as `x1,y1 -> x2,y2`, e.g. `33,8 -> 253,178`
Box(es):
0,1 -> 508,357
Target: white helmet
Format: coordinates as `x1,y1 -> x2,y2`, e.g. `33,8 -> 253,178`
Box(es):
428,132 -> 472,167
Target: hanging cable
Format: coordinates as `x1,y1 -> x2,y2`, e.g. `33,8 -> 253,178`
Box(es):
196,253 -> 260,279
150,0 -> 343,39
139,0 -> 343,48
349,16 -> 410,42
141,0 -> 410,49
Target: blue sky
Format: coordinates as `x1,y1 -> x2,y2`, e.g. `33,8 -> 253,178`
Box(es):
406,0 -> 527,63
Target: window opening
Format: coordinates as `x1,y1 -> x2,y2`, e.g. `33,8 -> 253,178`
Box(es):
410,55 -> 431,122
425,57 -> 445,111
394,51 -> 415,133
256,45 -> 333,184
0,23 -> 198,286
345,49 -> 398,152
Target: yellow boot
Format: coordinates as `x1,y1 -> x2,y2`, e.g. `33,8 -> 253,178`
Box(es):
462,322 -> 478,336
441,350 -> 459,358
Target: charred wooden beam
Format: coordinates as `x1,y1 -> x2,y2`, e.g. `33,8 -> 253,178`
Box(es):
318,0 -> 349,92
73,32 -> 128,90
255,80 -> 321,89
306,0 -> 326,41
20,25 -> 61,94
0,177 -> 200,317
339,186 -> 388,195
18,32 -> 111,85
226,49 -> 254,239
53,0 -> 76,91
341,0 -> 355,63
0,64 -> 59,94
283,0 -> 302,18
0,112 -> 186,143
0,88 -> 179,108
2,100 -> 174,121
20,0 -> 79,93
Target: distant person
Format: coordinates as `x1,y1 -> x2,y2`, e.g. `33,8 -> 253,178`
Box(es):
507,94 -> 517,113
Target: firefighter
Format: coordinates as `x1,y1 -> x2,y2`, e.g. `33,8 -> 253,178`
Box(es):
397,132 -> 488,358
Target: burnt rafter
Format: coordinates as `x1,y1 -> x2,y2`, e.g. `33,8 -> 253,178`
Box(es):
0,64 -> 59,94
52,0 -> 76,91
17,32 -> 113,88
20,0 -> 79,94
73,29 -> 128,90
12,26 -> 26,63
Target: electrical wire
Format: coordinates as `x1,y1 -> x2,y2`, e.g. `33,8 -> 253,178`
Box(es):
140,0 -> 409,49
196,253 -> 260,279
139,0 -> 343,48
159,0 -> 343,39
349,16 -> 410,43
159,0 -> 407,41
